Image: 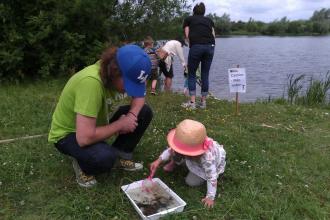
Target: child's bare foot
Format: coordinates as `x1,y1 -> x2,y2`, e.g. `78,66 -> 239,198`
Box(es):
163,160 -> 176,172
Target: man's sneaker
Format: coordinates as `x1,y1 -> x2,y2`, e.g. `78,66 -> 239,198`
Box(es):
116,159 -> 143,171
197,101 -> 206,109
72,158 -> 97,188
181,101 -> 196,110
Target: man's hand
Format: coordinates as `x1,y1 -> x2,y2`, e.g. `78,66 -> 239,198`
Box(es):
117,114 -> 138,134
201,197 -> 215,208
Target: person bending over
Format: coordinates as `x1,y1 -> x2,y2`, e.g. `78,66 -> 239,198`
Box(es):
48,45 -> 153,187
157,39 -> 187,91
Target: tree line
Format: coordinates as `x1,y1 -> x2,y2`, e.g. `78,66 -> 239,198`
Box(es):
1,1 -> 329,81
210,8 -> 330,36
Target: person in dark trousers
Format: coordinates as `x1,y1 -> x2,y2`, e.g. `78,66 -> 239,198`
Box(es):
182,2 -> 216,110
48,45 -> 153,187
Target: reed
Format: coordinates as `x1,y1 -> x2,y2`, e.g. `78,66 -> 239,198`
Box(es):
287,74 -> 305,104
304,71 -> 330,105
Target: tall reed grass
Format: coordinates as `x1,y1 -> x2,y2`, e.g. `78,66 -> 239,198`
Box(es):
287,71 -> 330,106
303,71 -> 330,105
287,74 -> 305,104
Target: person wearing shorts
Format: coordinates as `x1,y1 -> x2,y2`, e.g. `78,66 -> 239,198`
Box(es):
159,57 -> 173,81
156,39 -> 187,91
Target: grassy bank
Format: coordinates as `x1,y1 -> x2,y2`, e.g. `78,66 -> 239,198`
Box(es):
0,80 -> 329,219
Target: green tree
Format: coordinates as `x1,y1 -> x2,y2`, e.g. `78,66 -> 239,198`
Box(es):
312,21 -> 329,34
0,0 -> 189,81
310,8 -> 330,34
311,8 -> 330,21
266,17 -> 289,35
287,20 -> 305,34
304,21 -> 314,33
246,18 -> 258,33
209,13 -> 231,35
231,20 -> 246,32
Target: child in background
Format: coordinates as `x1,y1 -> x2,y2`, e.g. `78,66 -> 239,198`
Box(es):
144,36 -> 159,95
150,119 -> 226,208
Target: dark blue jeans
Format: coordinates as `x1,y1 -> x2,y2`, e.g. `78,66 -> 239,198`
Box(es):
54,104 -> 153,175
188,44 -> 215,97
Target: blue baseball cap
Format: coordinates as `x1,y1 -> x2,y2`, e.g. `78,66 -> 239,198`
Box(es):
117,45 -> 151,97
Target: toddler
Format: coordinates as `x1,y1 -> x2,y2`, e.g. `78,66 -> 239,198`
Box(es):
150,119 -> 226,208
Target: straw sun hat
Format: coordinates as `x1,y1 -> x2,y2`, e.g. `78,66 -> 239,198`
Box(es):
167,119 -> 213,156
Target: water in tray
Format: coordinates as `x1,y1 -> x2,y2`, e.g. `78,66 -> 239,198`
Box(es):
126,182 -> 180,216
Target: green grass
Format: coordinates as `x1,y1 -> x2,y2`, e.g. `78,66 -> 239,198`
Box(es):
0,80 -> 330,219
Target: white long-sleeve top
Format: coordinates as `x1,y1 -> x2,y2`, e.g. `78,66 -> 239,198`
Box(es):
162,40 -> 186,71
160,140 -> 226,200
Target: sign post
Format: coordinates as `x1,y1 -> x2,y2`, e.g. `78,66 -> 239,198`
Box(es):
228,65 -> 246,115
236,90 -> 239,115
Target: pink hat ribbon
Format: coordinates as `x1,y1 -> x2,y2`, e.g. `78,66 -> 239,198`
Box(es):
203,138 -> 213,150
173,137 -> 213,151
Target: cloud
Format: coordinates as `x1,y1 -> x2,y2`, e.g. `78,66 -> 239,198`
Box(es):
191,0 -> 330,22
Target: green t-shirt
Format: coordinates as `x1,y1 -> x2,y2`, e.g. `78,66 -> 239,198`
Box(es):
48,61 -> 115,143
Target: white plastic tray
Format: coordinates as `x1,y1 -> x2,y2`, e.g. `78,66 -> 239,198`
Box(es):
121,178 -> 186,220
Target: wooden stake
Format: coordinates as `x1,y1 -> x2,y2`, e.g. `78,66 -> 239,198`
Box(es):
236,92 -> 239,115
236,64 -> 240,115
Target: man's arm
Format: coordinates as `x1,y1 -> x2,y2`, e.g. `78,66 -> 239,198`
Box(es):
128,97 -> 145,118
76,97 -> 145,147
76,112 -> 137,147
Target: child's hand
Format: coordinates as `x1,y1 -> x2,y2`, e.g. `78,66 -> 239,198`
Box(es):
150,158 -> 162,174
183,66 -> 188,77
201,197 -> 214,208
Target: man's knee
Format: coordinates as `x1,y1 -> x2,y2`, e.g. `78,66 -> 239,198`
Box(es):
93,148 -> 117,169
139,104 -> 153,121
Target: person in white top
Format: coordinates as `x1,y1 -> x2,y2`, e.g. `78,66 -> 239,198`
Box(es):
157,39 -> 187,90
150,119 -> 226,208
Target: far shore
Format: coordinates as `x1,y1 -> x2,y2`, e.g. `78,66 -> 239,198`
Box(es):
216,33 -> 330,37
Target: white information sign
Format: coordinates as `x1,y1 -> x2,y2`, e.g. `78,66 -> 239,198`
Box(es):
228,68 -> 246,93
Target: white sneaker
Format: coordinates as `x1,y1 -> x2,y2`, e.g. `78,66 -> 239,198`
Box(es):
72,158 -> 97,188
197,101 -> 206,109
181,101 -> 196,110
115,159 -> 143,171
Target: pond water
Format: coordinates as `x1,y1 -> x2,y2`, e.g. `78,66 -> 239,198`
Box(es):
171,36 -> 330,102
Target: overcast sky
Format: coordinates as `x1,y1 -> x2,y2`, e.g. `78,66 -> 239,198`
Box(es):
190,0 -> 330,22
